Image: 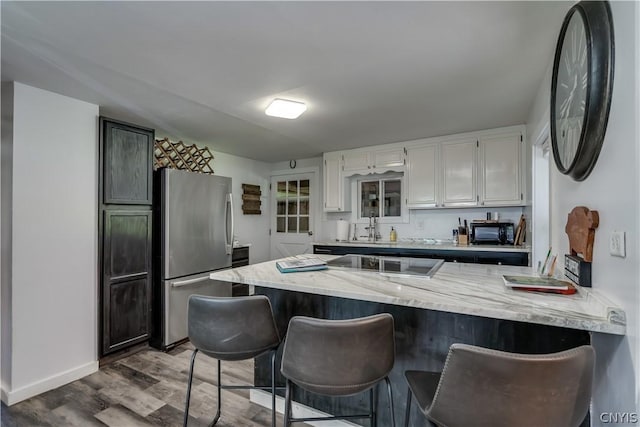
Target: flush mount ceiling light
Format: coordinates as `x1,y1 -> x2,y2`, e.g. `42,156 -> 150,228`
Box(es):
265,98 -> 307,119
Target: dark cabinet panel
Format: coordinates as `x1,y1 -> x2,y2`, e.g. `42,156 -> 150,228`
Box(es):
102,209 -> 152,354
102,118 -> 154,205
312,245 -> 528,266
108,278 -> 149,346
99,117 -> 155,357
106,212 -> 150,278
231,247 -> 250,296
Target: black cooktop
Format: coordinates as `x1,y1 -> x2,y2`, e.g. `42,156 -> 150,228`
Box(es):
326,254 -> 443,278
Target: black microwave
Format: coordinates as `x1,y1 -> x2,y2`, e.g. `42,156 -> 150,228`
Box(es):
470,222 -> 515,245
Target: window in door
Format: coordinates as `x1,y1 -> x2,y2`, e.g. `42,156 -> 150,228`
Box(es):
276,179 -> 310,233
359,177 -> 402,219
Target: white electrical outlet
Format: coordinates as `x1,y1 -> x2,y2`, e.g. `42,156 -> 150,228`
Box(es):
609,231 -> 626,258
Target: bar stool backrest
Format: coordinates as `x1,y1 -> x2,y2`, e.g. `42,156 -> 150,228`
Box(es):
281,313 -> 395,396
188,295 -> 280,361
428,344 -> 595,427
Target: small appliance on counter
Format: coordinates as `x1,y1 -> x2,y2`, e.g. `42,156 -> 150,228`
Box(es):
470,221 -> 514,245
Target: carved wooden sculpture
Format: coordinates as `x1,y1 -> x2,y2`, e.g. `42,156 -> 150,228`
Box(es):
565,206 -> 599,262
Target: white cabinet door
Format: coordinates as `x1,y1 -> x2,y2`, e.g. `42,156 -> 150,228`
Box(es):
406,144 -> 438,208
372,148 -> 405,170
343,147 -> 405,175
441,139 -> 478,207
479,133 -> 522,206
323,153 -> 345,212
342,151 -> 371,172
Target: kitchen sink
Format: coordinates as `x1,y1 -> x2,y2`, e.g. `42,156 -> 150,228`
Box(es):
337,240 -> 391,245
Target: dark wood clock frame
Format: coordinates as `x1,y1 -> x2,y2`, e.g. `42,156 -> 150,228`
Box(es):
550,1 -> 614,182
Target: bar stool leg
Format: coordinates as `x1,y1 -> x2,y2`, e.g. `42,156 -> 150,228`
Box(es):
211,359 -> 222,426
370,386 -> 377,427
284,379 -> 293,427
404,387 -> 412,427
384,376 -> 396,427
183,349 -> 199,427
271,351 -> 277,427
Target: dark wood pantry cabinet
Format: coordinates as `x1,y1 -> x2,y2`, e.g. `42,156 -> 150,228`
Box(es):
99,117 -> 154,356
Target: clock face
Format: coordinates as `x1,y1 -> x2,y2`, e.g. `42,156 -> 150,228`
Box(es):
553,11 -> 588,170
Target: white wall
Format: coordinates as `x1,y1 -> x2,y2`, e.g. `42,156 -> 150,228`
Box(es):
1,83 -> 15,397
1,82 -> 99,405
527,2 -> 639,422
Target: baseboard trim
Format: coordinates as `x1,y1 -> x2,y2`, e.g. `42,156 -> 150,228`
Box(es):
1,360 -> 99,406
250,389 -> 359,427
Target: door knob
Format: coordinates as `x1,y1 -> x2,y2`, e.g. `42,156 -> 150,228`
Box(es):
308,231 -> 314,236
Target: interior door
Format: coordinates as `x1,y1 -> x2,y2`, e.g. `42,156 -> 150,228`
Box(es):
270,173 -> 316,259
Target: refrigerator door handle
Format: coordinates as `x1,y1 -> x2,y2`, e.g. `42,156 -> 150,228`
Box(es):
225,193 -> 234,255
171,276 -> 211,288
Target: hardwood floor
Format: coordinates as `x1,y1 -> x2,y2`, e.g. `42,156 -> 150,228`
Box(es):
1,342 -> 306,427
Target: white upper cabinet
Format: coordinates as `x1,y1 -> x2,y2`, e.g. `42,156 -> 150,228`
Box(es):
323,152 -> 347,212
342,151 -> 371,172
479,132 -> 523,206
406,143 -> 439,208
441,138 -> 478,207
372,148 -> 405,170
342,147 -> 404,175
322,126 -> 525,213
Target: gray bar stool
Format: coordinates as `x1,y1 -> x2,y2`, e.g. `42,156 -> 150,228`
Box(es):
280,313 -> 396,427
403,343 -> 595,427
183,295 -> 281,427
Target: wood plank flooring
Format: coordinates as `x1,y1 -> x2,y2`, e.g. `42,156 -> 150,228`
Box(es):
1,342 -> 308,427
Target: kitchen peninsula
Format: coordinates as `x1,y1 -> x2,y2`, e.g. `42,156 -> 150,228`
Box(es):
209,256 -> 625,426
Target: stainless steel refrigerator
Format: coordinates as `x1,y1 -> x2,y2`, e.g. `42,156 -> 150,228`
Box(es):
151,168 -> 234,350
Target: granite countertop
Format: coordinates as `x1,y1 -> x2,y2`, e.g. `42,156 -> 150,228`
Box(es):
313,240 -> 531,253
209,254 -> 625,335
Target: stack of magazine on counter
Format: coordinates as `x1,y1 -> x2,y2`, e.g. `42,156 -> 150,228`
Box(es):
276,257 -> 328,273
502,275 -> 577,295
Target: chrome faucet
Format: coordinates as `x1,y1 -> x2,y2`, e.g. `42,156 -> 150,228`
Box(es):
364,215 -> 382,242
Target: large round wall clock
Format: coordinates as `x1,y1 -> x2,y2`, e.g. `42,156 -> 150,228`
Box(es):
550,1 -> 614,181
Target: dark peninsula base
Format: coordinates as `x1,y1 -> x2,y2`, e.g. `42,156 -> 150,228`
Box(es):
254,287 -> 590,427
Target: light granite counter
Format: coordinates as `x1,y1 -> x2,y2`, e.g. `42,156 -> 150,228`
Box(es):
313,240 -> 531,253
210,254 -> 625,335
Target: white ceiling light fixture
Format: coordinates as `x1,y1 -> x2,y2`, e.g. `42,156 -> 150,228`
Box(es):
265,98 -> 307,119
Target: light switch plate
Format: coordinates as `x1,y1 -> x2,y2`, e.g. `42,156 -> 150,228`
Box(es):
609,231 -> 626,258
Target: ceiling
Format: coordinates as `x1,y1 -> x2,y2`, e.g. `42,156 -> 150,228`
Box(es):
1,1 -> 570,162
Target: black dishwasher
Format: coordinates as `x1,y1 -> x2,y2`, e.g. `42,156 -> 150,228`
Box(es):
232,246 -> 250,296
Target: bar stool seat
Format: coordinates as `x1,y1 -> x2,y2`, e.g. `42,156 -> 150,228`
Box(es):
403,344 -> 595,427
281,313 -> 397,427
183,295 -> 281,427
